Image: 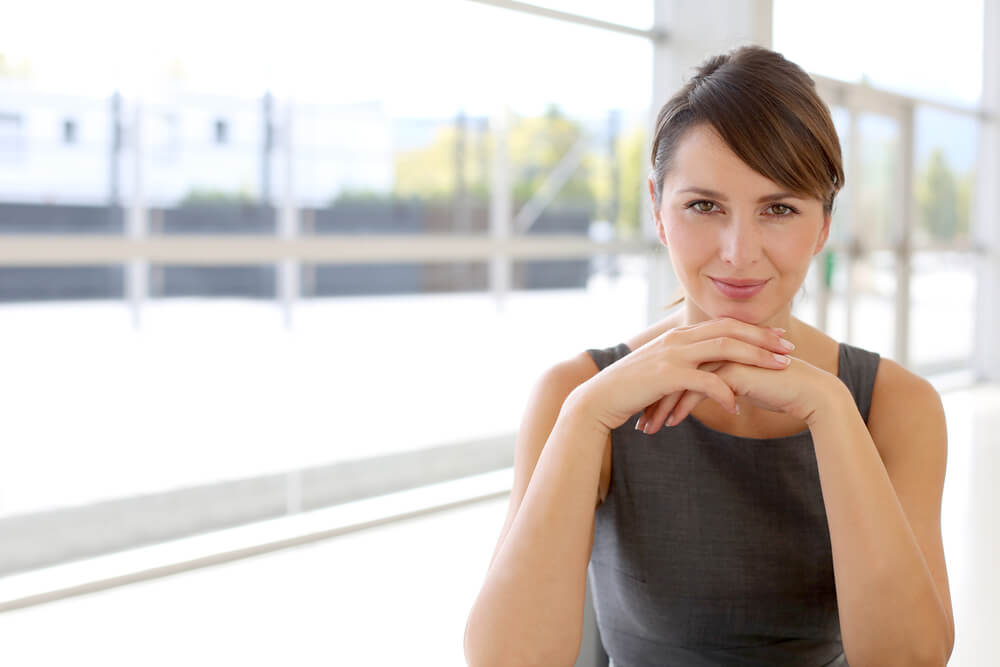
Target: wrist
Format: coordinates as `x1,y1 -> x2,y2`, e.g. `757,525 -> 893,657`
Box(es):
560,386 -> 612,439
804,376 -> 855,429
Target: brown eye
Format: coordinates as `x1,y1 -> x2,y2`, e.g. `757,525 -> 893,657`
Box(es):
688,201 -> 715,213
768,203 -> 797,216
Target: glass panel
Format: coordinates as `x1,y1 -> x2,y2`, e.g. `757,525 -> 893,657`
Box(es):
774,0 -> 984,106
516,0 -> 653,30
850,248 -> 897,357
827,105 -> 851,249
855,112 -> 901,249
0,0 -> 655,575
909,251 -> 976,368
914,107 -> 979,246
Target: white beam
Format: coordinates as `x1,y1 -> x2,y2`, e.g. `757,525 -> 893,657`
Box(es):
974,0 -> 1000,382
645,0 -> 773,325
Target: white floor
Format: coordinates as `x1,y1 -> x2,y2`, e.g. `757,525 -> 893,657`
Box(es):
0,382 -> 995,666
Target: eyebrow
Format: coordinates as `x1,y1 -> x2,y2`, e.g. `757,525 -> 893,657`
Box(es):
677,187 -> 803,203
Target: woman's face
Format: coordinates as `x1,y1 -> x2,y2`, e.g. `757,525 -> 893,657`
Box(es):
649,123 -> 831,325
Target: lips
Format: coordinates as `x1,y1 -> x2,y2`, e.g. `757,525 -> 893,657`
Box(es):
711,277 -> 768,287
710,277 -> 770,299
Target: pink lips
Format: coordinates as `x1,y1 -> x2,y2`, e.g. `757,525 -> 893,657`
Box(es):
710,277 -> 769,298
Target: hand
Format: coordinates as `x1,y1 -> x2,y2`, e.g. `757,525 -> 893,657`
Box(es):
639,351 -> 841,435
570,317 -> 796,433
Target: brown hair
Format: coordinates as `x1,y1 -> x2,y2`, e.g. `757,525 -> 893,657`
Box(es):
650,44 -> 845,309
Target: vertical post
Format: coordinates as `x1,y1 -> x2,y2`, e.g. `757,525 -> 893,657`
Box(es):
607,109 -> 621,230
455,109 -> 470,233
109,90 -> 122,209
261,90 -> 274,206
845,105 -> 860,344
645,0 -> 773,325
126,97 -> 147,329
489,105 -> 511,312
278,98 -> 298,329
974,0 -> 1000,382
895,102 -> 915,368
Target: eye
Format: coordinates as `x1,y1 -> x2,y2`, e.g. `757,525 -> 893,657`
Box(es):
685,200 -> 717,214
767,203 -> 798,216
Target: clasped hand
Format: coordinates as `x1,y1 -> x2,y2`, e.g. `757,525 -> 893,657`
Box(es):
577,317 -> 840,434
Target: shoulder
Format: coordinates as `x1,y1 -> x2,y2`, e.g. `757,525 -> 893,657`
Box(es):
867,355 -> 946,463
870,356 -> 943,420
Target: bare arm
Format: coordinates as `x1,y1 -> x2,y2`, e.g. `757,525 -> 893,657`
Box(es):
464,365 -> 610,667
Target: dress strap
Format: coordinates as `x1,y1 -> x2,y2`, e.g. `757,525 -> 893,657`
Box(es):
838,342 -> 881,424
585,342 -> 632,372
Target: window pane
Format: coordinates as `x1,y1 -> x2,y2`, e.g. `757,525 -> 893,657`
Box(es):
914,107 -> 979,245
910,251 -> 976,369
774,0 -> 984,106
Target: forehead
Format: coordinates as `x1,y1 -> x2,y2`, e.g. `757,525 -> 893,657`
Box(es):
665,123 -> 797,198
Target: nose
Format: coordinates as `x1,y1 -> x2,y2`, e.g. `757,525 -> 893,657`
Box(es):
719,215 -> 762,267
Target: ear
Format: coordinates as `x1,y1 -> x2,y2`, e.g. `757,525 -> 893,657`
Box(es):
813,212 -> 831,255
648,176 -> 667,246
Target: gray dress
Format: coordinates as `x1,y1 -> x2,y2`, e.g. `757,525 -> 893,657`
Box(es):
586,341 -> 881,667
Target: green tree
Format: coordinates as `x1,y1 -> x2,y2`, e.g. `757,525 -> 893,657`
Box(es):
916,149 -> 960,241
393,106 -> 596,214
614,125 -> 645,237
955,170 -> 973,241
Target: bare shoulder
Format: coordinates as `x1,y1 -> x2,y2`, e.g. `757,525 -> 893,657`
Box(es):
867,355 -> 946,462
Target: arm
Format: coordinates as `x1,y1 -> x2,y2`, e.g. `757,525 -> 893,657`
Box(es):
805,363 -> 954,666
464,368 -> 610,667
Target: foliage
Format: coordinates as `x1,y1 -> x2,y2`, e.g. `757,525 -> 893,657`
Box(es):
179,187 -> 256,206
915,149 -> 969,241
393,105 -> 598,217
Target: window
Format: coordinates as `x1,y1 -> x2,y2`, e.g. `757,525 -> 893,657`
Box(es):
214,118 -> 228,145
62,118 -> 77,144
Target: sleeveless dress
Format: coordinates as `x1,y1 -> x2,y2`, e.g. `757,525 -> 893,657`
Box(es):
585,341 -> 881,667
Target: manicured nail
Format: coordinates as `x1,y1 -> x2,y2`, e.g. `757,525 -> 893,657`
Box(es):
773,353 -> 791,364
635,418 -> 644,431
665,413 -> 674,427
780,338 -> 795,350
770,327 -> 787,334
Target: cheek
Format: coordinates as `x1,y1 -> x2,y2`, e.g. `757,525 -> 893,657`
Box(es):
768,230 -> 818,273
663,218 -> 714,260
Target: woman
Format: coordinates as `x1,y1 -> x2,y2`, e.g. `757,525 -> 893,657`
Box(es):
464,45 -> 954,667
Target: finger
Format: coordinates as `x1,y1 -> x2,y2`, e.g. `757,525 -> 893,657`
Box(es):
678,368 -> 739,415
642,360 -> 725,434
667,388 -> 707,427
636,398 -> 660,431
683,336 -> 793,370
637,391 -> 681,432
660,360 -> 724,428
674,317 -> 794,355
643,390 -> 685,434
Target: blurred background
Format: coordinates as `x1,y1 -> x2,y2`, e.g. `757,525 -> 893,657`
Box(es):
0,0 -> 996,664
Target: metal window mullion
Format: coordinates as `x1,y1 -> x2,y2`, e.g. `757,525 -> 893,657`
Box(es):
845,103 -> 861,344
489,106 -> 512,309
277,98 -> 299,328
895,102 -> 915,368
126,97 -> 147,328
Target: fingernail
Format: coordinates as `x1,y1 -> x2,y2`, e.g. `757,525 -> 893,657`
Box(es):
635,418 -> 644,431
780,338 -> 795,350
773,353 -> 791,364
770,327 -> 787,334
665,413 -> 674,427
